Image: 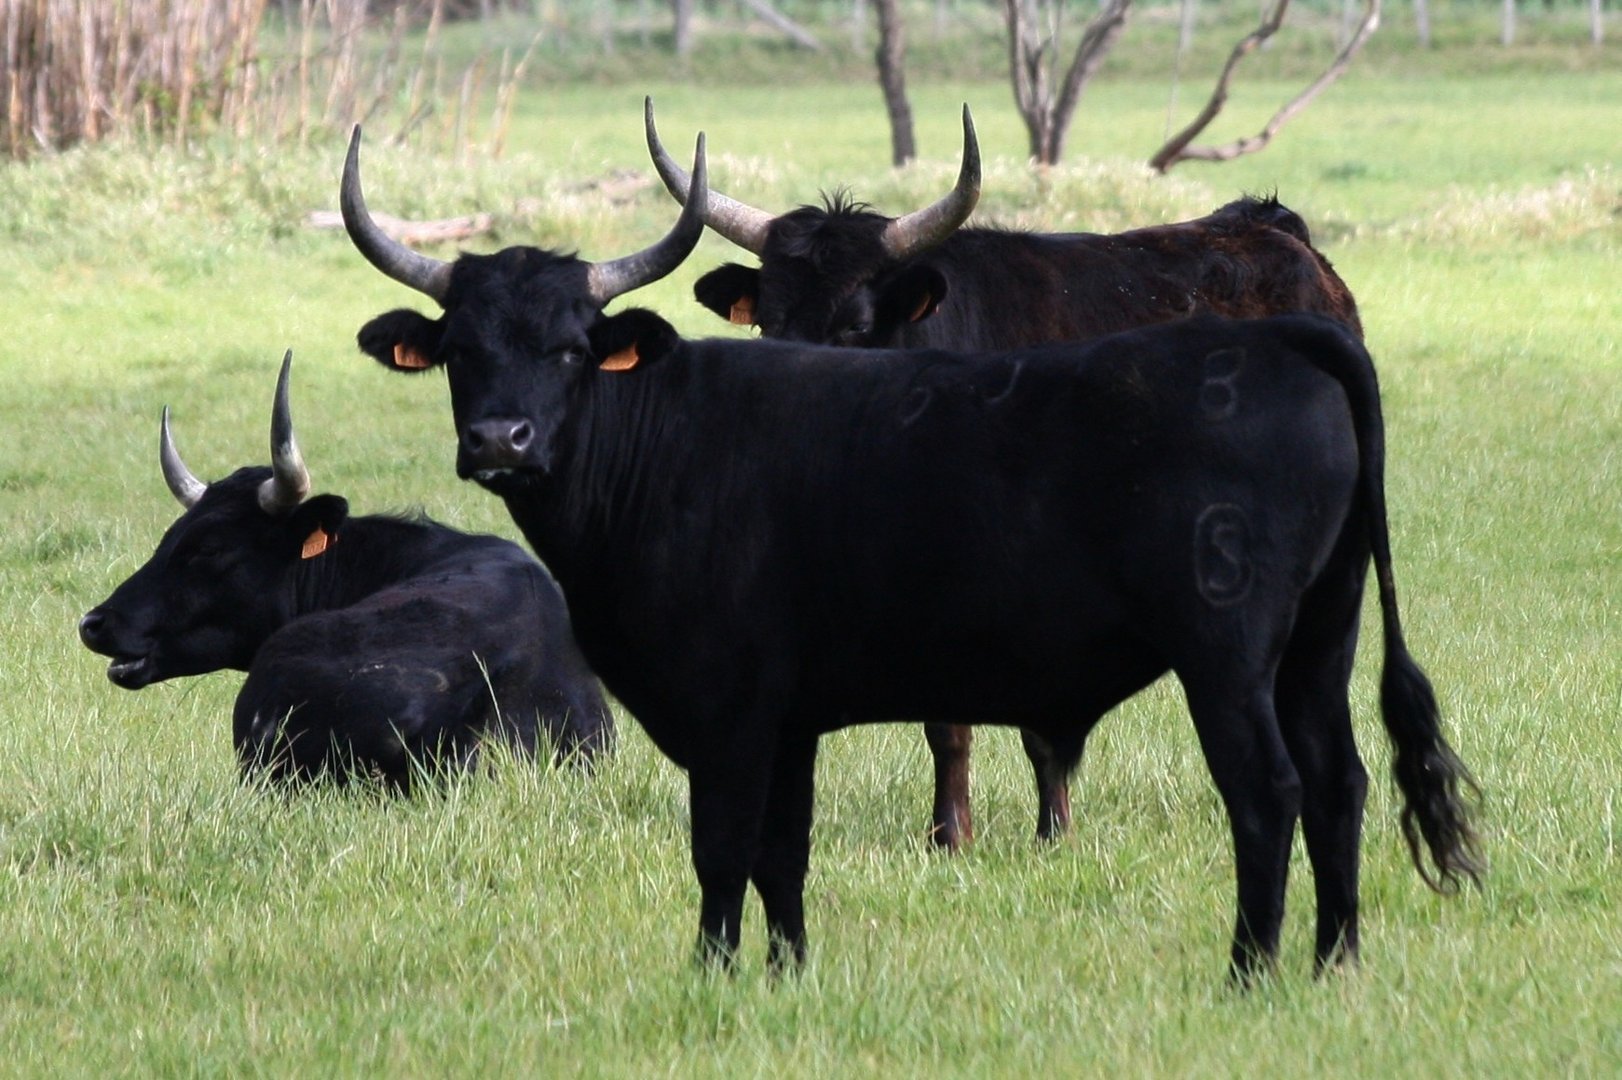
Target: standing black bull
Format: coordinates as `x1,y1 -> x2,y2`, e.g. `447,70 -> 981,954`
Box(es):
341,136 -> 1480,979
79,351 -> 612,785
645,100 -> 1365,851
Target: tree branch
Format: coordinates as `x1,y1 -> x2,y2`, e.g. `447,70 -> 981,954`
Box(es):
1150,0 -> 1380,173
738,0 -> 823,51
1050,0 -> 1133,164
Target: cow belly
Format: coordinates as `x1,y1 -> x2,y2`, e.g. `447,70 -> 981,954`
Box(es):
814,616 -> 1162,727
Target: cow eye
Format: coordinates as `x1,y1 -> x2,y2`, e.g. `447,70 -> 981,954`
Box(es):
836,321 -> 871,345
559,346 -> 587,366
180,542 -> 224,566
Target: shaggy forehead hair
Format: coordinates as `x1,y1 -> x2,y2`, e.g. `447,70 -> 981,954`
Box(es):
769,191 -> 890,268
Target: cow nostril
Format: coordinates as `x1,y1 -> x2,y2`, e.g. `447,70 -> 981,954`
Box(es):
508,421 -> 533,453
464,418 -> 535,468
79,610 -> 105,646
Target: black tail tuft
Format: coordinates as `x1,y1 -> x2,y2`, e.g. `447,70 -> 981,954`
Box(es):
1380,641 -> 1485,893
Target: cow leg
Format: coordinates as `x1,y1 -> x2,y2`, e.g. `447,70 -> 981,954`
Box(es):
751,733 -> 820,974
1021,729 -> 1072,841
1276,667 -> 1366,974
1181,672 -> 1301,983
688,750 -> 774,969
1275,553 -> 1370,973
924,722 -> 973,850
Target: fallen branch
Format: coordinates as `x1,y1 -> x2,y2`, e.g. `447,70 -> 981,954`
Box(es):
738,0 -> 824,51
306,209 -> 493,245
1149,0 -> 1380,174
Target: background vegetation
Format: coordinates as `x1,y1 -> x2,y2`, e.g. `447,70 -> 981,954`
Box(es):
4,0 -> 1616,159
1,6 -> 1619,1076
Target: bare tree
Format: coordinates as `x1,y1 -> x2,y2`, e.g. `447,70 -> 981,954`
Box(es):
673,0 -> 694,56
1002,0 -> 1133,166
1149,0 -> 1381,174
1164,0 -> 1198,136
874,0 -> 915,166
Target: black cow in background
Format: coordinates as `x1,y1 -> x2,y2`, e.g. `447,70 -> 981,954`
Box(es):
79,351 -> 612,786
647,100 -> 1361,347
646,99 -> 1365,851
341,136 -> 1480,979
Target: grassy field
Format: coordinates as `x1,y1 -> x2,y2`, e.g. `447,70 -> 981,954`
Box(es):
2,54 -> 1619,1076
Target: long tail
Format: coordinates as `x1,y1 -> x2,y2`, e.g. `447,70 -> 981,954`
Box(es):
1289,316 -> 1485,892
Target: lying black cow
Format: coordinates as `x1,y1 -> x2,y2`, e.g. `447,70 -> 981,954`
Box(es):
341,137 -> 1480,979
79,351 -> 612,786
646,99 -> 1366,849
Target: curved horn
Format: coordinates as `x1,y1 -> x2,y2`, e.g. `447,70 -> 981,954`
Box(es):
586,132 -> 710,306
644,97 -> 772,256
159,406 -> 207,509
258,350 -> 311,515
879,104 -> 981,261
341,125 -> 454,303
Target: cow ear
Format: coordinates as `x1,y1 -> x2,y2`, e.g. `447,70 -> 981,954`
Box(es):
357,309 -> 444,373
285,495 -> 349,559
876,266 -> 948,327
694,263 -> 761,326
587,309 -> 681,373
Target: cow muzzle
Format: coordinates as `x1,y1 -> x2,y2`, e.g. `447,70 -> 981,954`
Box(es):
458,417 -> 548,481
78,608 -> 158,689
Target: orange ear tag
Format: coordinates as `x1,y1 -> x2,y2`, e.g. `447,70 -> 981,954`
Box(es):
908,294 -> 934,323
301,526 -> 332,559
599,345 -> 640,372
729,298 -> 756,326
393,343 -> 432,370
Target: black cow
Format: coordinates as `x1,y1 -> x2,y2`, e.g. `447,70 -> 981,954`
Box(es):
646,100 -> 1366,851
79,351 -> 612,786
342,139 -> 1481,979
647,100 -> 1362,348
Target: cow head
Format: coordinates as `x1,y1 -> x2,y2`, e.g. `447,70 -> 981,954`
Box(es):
645,98 -> 979,345
79,352 -> 349,688
342,125 -> 708,483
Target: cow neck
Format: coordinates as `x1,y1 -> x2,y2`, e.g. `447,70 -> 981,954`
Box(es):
534,357 -> 698,585
903,233 -> 1032,351
286,514 -> 448,618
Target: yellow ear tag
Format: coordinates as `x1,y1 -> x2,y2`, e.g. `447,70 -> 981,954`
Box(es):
908,294 -> 934,323
393,343 -> 432,370
599,344 -> 640,372
729,298 -> 756,326
301,526 -> 331,560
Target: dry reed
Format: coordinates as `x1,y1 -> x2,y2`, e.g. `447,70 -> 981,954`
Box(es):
1,0 -> 533,159
2,0 -> 268,157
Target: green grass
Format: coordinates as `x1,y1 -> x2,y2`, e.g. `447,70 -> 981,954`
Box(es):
2,58 -> 1620,1076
